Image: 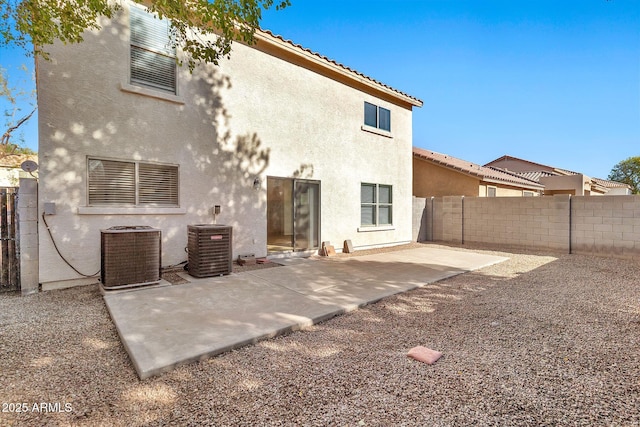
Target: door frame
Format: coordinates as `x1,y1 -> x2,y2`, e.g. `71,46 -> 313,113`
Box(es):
266,176 -> 321,253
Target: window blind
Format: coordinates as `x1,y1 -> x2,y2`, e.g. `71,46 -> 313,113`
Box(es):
139,163 -> 179,205
88,159 -> 136,205
130,6 -> 176,94
88,158 -> 179,207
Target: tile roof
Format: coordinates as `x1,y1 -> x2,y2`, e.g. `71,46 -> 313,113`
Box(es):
515,171 -> 557,182
484,155 -> 579,175
592,177 -> 632,189
486,155 -> 630,190
257,29 -> 423,107
0,154 -> 38,168
413,148 -> 544,189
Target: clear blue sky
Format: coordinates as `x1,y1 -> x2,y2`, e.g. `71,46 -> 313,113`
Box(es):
2,0 -> 639,179
261,0 -> 640,179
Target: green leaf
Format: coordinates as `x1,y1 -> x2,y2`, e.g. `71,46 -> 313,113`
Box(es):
1,0 -> 289,70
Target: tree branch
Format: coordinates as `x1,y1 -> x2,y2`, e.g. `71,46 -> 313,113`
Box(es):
1,106 -> 37,153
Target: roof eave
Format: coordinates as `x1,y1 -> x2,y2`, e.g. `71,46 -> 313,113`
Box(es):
482,177 -> 544,190
414,155 -> 483,179
254,30 -> 423,109
415,153 -> 544,190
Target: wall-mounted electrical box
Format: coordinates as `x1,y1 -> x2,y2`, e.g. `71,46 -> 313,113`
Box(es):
43,202 -> 56,215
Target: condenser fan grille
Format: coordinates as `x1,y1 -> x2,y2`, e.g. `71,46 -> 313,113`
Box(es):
187,225 -> 232,277
101,227 -> 161,289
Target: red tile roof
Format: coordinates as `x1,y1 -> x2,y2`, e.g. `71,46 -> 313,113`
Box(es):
485,155 -> 631,190
516,171 -> 556,181
592,177 -> 632,189
413,148 -> 544,189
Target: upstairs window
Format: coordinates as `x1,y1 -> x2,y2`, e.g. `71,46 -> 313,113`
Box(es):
130,6 -> 176,94
361,183 -> 393,226
364,102 -> 391,132
88,158 -> 179,206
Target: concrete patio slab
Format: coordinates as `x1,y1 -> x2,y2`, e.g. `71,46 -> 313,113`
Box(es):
103,246 -> 507,379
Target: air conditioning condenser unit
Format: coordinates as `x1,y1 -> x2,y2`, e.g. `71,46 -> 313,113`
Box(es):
101,226 -> 161,289
187,224 -> 232,277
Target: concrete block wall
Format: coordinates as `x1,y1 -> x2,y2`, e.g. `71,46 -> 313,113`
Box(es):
441,196 -> 463,244
412,197 -> 428,242
431,197 -> 443,242
18,178 -> 39,295
415,194 -> 640,258
571,196 -> 640,258
462,195 -> 570,251
419,197 -> 444,242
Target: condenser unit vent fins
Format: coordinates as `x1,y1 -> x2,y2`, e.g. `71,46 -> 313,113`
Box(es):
187,224 -> 232,277
101,226 -> 161,289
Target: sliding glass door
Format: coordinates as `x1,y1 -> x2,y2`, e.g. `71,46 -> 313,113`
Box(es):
267,177 -> 320,252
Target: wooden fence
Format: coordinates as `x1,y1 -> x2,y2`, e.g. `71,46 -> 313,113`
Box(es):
0,187 -> 19,292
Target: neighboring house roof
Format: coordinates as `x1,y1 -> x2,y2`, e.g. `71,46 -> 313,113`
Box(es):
516,170 -> 556,182
485,155 -> 580,176
485,154 -> 630,190
593,177 -> 632,189
0,154 -> 38,168
255,29 -> 423,109
485,155 -> 556,173
413,148 -> 544,190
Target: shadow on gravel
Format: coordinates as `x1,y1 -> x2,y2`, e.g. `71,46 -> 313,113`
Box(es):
2,251 -> 640,426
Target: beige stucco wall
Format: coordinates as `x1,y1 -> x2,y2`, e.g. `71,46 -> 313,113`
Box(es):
0,167 -> 35,187
541,174 -> 589,196
478,183 -> 540,197
413,158 -> 479,197
413,158 -> 540,198
37,4 -> 416,288
605,187 -> 632,196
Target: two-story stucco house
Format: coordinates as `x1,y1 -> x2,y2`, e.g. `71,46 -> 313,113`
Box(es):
36,1 -> 423,290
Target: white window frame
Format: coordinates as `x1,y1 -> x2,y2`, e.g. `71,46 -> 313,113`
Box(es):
523,191 -> 535,197
360,183 -> 393,227
87,157 -> 179,208
129,4 -> 177,95
487,186 -> 497,197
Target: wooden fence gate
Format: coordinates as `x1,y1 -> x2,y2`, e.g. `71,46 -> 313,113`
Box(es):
0,188 -> 19,292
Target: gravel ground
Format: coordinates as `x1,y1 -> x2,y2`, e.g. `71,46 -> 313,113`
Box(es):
1,244 -> 639,426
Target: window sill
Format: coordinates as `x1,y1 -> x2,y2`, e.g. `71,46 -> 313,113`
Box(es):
77,206 -> 187,215
357,225 -> 395,232
361,125 -> 393,139
120,82 -> 185,105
